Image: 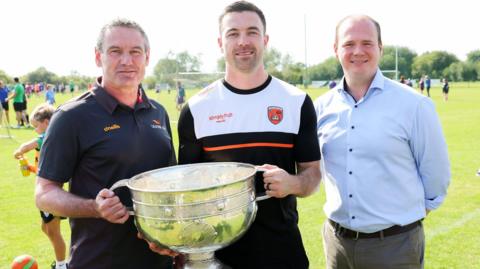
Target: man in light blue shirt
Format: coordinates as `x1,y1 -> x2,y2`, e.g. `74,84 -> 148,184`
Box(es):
0,80 -> 10,126
314,15 -> 450,269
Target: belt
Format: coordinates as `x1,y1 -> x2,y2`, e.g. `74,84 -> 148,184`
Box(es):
328,219 -> 421,240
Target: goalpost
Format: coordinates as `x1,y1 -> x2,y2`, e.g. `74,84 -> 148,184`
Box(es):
382,70 -> 398,79
382,46 -> 399,80
175,71 -> 225,89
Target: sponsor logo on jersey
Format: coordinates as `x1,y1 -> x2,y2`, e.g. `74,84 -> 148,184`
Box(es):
268,106 -> 283,125
104,123 -> 121,132
151,119 -> 164,129
209,112 -> 233,123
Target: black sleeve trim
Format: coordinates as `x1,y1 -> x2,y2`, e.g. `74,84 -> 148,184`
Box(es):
178,103 -> 204,164
295,94 -> 321,162
164,111 -> 177,165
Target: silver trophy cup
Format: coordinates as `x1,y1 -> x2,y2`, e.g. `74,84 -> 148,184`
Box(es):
111,162 -> 269,269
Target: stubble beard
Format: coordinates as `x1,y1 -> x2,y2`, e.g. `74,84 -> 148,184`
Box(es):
233,55 -> 260,74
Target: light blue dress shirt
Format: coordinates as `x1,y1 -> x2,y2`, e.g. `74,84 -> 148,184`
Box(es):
314,70 -> 450,233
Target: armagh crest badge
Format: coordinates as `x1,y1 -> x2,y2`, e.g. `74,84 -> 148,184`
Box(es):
268,106 -> 283,125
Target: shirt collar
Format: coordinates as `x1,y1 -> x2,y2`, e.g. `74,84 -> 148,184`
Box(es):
92,77 -> 152,115
336,68 -> 385,96
222,75 -> 272,94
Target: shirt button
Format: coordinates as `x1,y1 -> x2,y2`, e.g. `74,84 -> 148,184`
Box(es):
352,216 -> 356,219
351,126 -> 355,129
349,171 -> 353,175
354,105 -> 358,108
349,148 -> 353,152
349,194 -> 353,198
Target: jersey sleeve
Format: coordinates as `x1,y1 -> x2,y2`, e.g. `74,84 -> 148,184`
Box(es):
178,103 -> 204,164
164,110 -> 177,166
37,109 -> 79,183
36,134 -> 45,150
294,94 -> 321,162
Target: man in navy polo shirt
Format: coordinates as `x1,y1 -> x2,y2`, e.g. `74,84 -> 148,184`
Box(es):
35,19 -> 176,269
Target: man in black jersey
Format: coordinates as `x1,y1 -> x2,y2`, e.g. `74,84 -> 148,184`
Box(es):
176,1 -> 321,268
35,19 -> 175,269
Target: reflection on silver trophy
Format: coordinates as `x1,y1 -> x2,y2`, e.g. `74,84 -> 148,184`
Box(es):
111,162 -> 269,269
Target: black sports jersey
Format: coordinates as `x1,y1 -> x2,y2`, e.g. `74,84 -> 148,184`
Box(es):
38,82 -> 174,269
178,75 -> 320,269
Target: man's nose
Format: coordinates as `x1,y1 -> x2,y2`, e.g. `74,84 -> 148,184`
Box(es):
352,44 -> 364,55
120,53 -> 133,64
237,33 -> 249,46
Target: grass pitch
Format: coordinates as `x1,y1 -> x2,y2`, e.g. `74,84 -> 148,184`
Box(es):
0,83 -> 479,268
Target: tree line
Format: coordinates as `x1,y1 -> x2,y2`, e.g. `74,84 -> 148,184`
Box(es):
1,47 -> 479,90
0,68 -> 94,91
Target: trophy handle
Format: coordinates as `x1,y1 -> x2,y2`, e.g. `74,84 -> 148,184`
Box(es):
110,179 -> 135,215
254,168 -> 271,201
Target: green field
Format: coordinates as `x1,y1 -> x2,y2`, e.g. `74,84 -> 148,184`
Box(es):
1,83 -> 479,269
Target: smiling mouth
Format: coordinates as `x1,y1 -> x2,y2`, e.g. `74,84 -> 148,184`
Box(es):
235,50 -> 254,56
117,70 -> 137,74
350,59 -> 368,64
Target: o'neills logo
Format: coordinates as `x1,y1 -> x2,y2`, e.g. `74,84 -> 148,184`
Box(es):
104,124 -> 120,132
209,112 -> 233,123
268,106 -> 283,125
151,119 -> 164,129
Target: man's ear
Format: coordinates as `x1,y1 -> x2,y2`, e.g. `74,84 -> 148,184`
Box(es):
145,49 -> 150,66
334,43 -> 339,60
95,48 -> 102,67
218,37 -> 224,53
263,34 -> 269,47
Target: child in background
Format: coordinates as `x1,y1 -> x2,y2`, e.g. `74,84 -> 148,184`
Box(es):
13,103 -> 68,269
442,78 -> 450,101
45,84 -> 56,105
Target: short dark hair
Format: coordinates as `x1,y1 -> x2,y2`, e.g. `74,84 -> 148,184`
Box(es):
14,77 -> 19,83
96,18 -> 150,52
335,15 -> 382,46
219,1 -> 266,33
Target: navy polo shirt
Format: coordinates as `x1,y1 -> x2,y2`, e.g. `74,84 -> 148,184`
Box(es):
38,82 -> 175,269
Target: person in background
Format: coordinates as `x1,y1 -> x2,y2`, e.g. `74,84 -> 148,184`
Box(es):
45,84 -> 56,105
419,75 -> 425,95
315,14 -> 450,269
69,81 -> 75,96
328,80 -> 337,89
442,78 -> 450,101
0,80 -> 10,126
6,77 -> 28,128
14,104 -> 68,269
406,78 -> 413,87
425,75 -> 431,97
175,81 -> 186,111
22,88 -> 31,127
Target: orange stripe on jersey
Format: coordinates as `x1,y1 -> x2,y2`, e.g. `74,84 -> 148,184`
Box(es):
203,142 -> 294,152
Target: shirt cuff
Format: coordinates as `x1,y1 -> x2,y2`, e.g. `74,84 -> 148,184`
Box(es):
425,194 -> 446,210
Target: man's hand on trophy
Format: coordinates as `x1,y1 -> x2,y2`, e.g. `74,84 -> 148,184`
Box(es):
137,232 -> 180,257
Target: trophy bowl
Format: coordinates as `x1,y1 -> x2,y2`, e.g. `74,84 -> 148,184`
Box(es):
110,162 -> 269,269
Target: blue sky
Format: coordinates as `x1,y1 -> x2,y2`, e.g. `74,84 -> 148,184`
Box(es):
1,0 -> 477,77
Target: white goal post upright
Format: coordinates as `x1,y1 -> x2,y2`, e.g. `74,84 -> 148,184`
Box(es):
176,71 -> 225,89
382,46 -> 399,80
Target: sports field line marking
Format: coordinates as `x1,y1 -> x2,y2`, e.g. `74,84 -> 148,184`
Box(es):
426,208 -> 480,241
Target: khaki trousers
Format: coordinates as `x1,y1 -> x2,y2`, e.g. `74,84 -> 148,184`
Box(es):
322,220 -> 425,269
